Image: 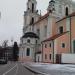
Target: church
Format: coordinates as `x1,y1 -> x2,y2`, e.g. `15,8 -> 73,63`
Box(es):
19,0 -> 75,63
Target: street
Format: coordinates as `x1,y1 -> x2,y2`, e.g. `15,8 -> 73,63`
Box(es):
0,62 -> 38,75
1,62 -> 75,75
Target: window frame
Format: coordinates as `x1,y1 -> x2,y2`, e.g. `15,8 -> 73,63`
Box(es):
27,39 -> 30,43
61,43 -> 65,48
65,7 -> 68,16
32,3 -> 34,13
26,48 -> 30,56
59,26 -> 63,34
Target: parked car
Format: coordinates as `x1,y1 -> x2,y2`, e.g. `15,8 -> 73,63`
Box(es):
0,59 -> 7,64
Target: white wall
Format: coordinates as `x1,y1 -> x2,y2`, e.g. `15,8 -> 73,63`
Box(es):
61,54 -> 75,63
36,54 -> 42,62
47,14 -> 52,38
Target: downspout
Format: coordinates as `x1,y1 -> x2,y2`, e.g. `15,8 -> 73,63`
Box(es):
41,42 -> 43,62
52,40 -> 54,64
69,16 -> 72,53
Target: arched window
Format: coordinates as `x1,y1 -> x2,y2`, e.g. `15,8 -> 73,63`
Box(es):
59,26 -> 63,34
26,48 -> 30,56
27,39 -> 30,43
65,7 -> 68,16
32,3 -> 34,13
32,17 -> 34,24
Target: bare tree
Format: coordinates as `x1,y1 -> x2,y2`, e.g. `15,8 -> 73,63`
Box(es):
2,40 -> 8,48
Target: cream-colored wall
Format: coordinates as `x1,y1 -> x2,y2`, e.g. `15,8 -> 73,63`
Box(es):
56,19 -> 66,34
47,15 -> 52,38
19,37 -> 38,62
71,16 -> 75,53
55,0 -> 73,18
36,54 -> 42,62
34,18 -> 48,42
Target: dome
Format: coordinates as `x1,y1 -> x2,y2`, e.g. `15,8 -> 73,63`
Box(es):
22,32 -> 39,38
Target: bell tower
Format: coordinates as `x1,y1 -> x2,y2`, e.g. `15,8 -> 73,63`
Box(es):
47,0 -> 73,19
47,0 -> 55,13
23,0 -> 39,34
27,0 -> 37,13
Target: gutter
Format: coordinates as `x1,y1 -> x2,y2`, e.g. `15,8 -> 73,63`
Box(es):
69,16 -> 72,53
41,42 -> 43,62
52,40 -> 54,64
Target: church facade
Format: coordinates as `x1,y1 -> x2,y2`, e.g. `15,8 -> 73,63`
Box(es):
19,0 -> 75,63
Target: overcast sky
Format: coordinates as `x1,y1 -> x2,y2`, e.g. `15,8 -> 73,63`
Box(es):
0,0 -> 75,45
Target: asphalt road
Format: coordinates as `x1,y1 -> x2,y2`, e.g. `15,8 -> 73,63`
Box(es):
1,62 -> 75,75
0,62 -> 38,75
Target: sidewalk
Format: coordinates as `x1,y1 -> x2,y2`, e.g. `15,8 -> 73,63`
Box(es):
23,62 -> 75,75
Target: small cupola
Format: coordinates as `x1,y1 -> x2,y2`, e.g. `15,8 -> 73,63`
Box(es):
22,32 -> 39,39
47,0 -> 55,13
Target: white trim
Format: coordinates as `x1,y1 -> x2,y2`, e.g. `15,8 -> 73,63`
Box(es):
66,17 -> 70,31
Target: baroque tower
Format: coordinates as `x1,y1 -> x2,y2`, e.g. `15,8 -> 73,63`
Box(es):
47,0 -> 73,19
19,0 -> 39,62
23,0 -> 39,34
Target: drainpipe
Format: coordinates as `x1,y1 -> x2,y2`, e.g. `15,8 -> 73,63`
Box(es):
69,16 -> 72,53
52,40 -> 54,64
41,42 -> 43,62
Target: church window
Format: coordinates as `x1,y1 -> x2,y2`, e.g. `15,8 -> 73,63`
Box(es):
32,17 -> 34,24
59,26 -> 63,34
62,43 -> 65,48
65,7 -> 68,16
27,39 -> 30,43
32,3 -> 34,13
26,48 -> 30,56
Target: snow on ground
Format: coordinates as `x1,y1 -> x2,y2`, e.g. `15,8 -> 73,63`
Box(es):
25,63 -> 75,75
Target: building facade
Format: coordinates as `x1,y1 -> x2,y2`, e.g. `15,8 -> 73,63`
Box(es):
19,0 -> 75,63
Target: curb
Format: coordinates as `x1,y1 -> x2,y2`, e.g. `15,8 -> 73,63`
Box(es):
24,64 -> 50,75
